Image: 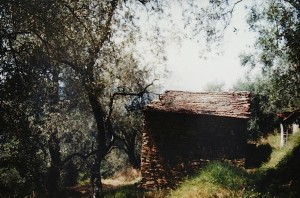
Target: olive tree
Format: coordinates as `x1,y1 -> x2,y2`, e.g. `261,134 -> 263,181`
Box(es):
240,0 -> 300,111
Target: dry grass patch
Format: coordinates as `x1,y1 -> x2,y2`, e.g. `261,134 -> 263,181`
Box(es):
103,168 -> 141,187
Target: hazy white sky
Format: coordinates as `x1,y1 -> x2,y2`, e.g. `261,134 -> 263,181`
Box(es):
163,1 -> 257,92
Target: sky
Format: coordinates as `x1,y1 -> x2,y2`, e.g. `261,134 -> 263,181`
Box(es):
162,1 -> 257,92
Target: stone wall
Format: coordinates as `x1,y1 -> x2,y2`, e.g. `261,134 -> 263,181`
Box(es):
140,111 -> 248,190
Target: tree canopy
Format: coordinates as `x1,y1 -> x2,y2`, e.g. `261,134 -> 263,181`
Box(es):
1,0 -> 157,197
241,0 -> 300,112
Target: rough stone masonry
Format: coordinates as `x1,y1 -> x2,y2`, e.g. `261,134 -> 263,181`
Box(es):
140,91 -> 251,189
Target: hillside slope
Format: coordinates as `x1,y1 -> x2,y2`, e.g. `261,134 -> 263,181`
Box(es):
168,132 -> 300,198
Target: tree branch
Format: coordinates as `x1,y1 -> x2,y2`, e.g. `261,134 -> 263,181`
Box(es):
218,0 -> 244,28
222,0 -> 244,16
106,145 -> 129,156
96,0 -> 119,54
60,1 -> 97,52
107,79 -> 157,120
61,150 -> 98,166
59,59 -> 80,74
102,133 -> 118,157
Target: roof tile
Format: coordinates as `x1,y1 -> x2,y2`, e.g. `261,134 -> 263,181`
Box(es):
145,90 -> 251,119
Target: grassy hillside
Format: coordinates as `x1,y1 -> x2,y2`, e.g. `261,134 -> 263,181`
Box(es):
168,131 -> 300,198
167,161 -> 255,198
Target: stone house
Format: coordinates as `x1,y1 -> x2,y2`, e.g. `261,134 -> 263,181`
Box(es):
140,91 -> 251,189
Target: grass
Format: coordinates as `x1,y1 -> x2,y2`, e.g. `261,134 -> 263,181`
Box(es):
253,131 -> 300,197
260,131 -> 300,169
167,161 -> 256,198
104,184 -> 144,198
167,131 -> 300,198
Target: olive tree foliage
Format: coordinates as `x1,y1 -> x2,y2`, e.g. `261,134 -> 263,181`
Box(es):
229,0 -> 300,140
1,1 -> 158,197
203,80 -> 225,91
0,7 -> 61,192
180,0 -> 245,50
0,35 -> 94,197
240,0 -> 300,112
0,49 -> 49,197
232,76 -> 280,140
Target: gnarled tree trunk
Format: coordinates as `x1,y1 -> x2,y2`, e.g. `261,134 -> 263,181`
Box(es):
88,93 -> 108,198
47,131 -> 61,197
91,155 -> 103,198
126,133 -> 141,169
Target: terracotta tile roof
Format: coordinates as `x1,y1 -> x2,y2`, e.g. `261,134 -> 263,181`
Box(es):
145,90 -> 251,119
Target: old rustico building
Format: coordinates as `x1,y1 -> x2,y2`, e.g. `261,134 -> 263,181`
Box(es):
140,90 -> 251,189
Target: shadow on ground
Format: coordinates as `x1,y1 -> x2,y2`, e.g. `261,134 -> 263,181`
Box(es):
246,143 -> 272,168
255,143 -> 300,197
